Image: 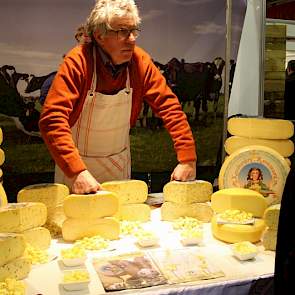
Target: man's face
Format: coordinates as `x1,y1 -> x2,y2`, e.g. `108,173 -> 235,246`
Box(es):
94,17 -> 137,65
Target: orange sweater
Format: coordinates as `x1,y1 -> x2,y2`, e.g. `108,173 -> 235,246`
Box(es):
39,44 -> 196,178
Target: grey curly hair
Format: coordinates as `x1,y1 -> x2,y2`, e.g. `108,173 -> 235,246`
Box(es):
85,0 -> 141,39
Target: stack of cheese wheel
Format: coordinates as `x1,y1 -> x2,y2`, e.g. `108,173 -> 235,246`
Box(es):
226,117 -> 294,166
211,188 -> 268,243
0,128 -> 8,208
161,180 -> 214,222
101,180 -> 151,221
17,183 -> 70,238
62,191 -> 120,242
262,204 -> 280,251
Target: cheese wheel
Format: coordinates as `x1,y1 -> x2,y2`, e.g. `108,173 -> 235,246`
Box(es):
0,202 -> 47,232
62,217 -> 120,242
0,183 -> 8,208
163,180 -> 213,204
263,204 -> 280,230
0,128 -> 3,145
21,227 -> 51,250
63,191 -> 119,219
101,180 -> 148,204
0,257 -> 31,281
0,233 -> 26,267
211,215 -> 266,243
0,148 -> 5,165
262,228 -> 277,251
161,201 -> 213,222
285,158 -> 291,166
225,136 -> 294,157
116,203 -> 151,221
211,188 -> 267,218
227,117 -> 294,139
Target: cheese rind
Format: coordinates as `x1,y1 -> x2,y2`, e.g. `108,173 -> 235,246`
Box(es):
63,191 -> 119,219
62,218 -> 120,242
211,188 -> 268,218
116,204 -> 151,221
0,257 -> 31,281
0,128 -> 2,145
263,204 -> 280,230
163,180 -> 213,204
0,148 -> 5,166
0,233 -> 26,267
161,201 -> 213,222
0,202 -> 47,232
22,227 -> 51,250
211,215 -> 266,243
262,228 -> 277,251
101,180 -> 148,204
45,205 -> 65,238
0,183 -> 8,208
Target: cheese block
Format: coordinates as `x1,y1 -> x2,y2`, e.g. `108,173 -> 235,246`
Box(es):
225,136 -> 294,157
62,217 -> 120,242
211,215 -> 266,243
17,183 -> 69,217
0,202 -> 47,232
263,204 -> 280,230
22,227 -> 51,250
227,117 -> 294,139
45,205 -> 66,238
0,148 -> 5,166
163,180 -> 213,204
101,180 -> 148,204
0,257 -> 31,281
262,228 -> 277,251
0,233 -> 26,267
161,201 -> 213,222
63,191 -> 119,219
0,183 -> 8,208
211,188 -> 267,218
116,203 -> 151,221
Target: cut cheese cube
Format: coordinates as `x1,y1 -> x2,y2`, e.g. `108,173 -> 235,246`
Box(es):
211,215 -> 266,243
63,191 -> 118,219
227,117 -> 294,139
225,136 -> 294,157
0,183 -> 8,208
0,257 -> 31,281
22,227 -> 51,250
263,204 -> 280,230
101,180 -> 148,204
0,233 -> 26,267
262,228 -> 277,251
45,205 -> 66,238
0,202 -> 47,232
161,201 -> 213,222
163,180 -> 213,204
211,188 -> 268,218
116,204 -> 151,221
62,217 -> 120,242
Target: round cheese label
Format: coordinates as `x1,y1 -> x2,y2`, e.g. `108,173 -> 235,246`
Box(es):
219,145 -> 290,205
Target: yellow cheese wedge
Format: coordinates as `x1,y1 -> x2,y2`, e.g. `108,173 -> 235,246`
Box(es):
163,180 -> 213,204
263,204 -> 280,230
0,183 -> 8,208
0,148 -> 5,166
62,217 -> 120,242
116,203 -> 151,221
22,227 -> 51,250
211,188 -> 268,218
262,228 -> 277,251
63,191 -> 119,219
0,257 -> 31,281
225,136 -> 294,157
0,128 -> 3,145
0,202 -> 47,232
161,201 -> 213,222
0,233 -> 26,267
17,183 -> 69,217
101,180 -> 148,204
211,215 -> 266,243
227,118 -> 294,139
45,205 -> 66,238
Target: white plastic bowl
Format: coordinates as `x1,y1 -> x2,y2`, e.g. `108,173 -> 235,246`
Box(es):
181,237 -> 203,246
137,237 -> 159,247
62,256 -> 86,267
61,269 -> 90,291
232,242 -> 258,261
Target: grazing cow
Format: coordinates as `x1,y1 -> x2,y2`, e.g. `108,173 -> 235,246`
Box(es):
25,71 -> 57,94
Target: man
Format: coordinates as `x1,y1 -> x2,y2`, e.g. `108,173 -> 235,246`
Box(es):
39,0 -> 196,194
284,60 -> 295,120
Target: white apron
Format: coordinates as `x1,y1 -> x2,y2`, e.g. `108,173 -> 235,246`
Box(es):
55,47 -> 132,186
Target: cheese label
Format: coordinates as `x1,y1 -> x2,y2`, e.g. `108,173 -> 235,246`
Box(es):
219,145 -> 290,204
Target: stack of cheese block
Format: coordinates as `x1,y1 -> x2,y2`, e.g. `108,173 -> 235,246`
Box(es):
161,180 -> 214,222
226,117 -> 294,166
0,202 -> 47,281
211,188 -> 268,243
262,204 -> 280,251
17,183 -> 70,238
62,191 -> 120,242
101,180 -> 151,221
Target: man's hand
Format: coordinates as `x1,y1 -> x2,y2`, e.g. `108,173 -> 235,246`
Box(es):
71,170 -> 102,194
170,161 -> 196,181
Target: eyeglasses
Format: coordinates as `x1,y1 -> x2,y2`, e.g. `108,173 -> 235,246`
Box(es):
107,28 -> 141,40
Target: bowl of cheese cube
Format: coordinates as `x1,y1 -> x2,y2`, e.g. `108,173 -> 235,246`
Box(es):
61,269 -> 90,291
61,247 -> 87,267
232,241 -> 258,261
180,228 -> 204,246
134,230 -> 159,247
